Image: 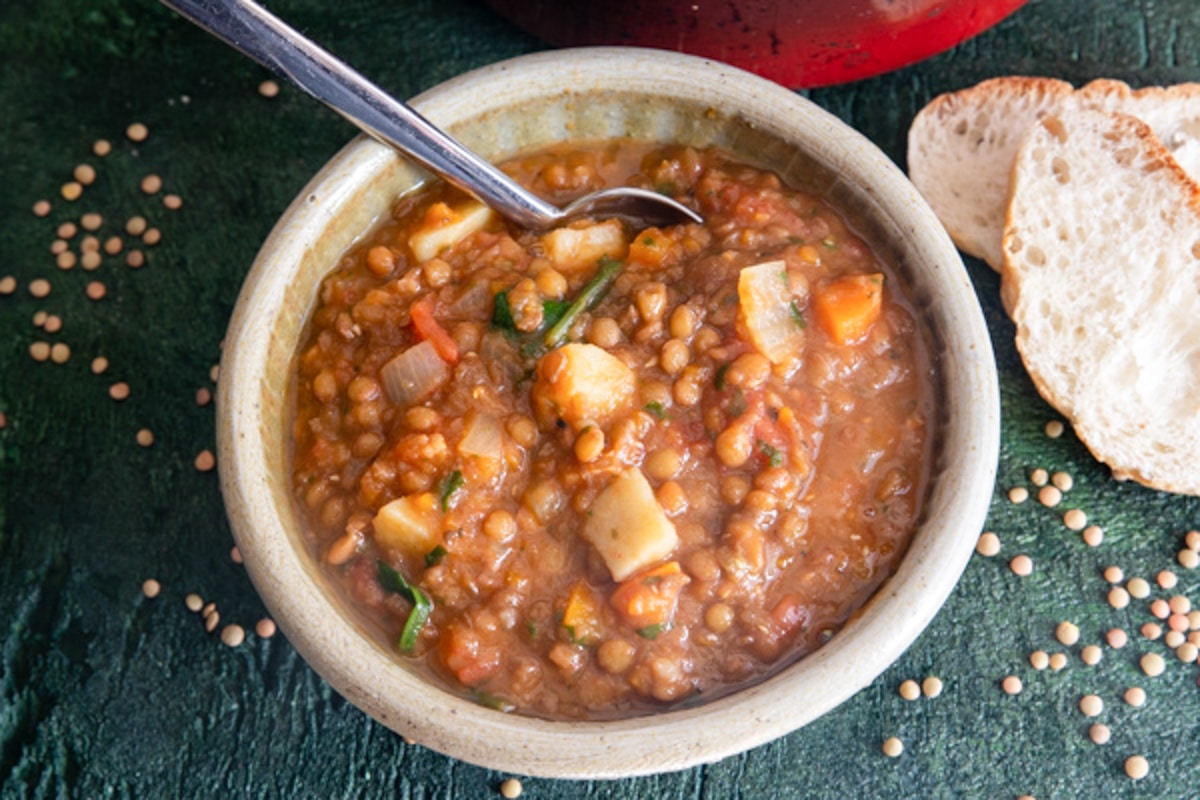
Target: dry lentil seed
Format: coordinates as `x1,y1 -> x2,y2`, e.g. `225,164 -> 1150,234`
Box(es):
1056,621 -> 1080,646
1044,419 -> 1065,438
103,235 -> 123,255
1108,586 -> 1131,610
976,531 -> 1001,556
1049,652 -> 1068,671
230,546 -> 243,565
126,122 -> 149,142
0,276 -> 15,295
258,79 -> 280,98
93,139 -> 111,156
194,449 -> 216,472
29,342 -> 51,362
141,578 -> 161,599
57,221 -> 78,239
1150,599 -> 1170,620
209,364 -> 220,383
136,428 -> 154,447
881,737 -> 904,758
668,304 -> 697,339
1169,613 -> 1190,633
1037,485 -> 1062,507
1127,578 -> 1151,599
1179,548 -> 1200,569
33,199 -> 51,216
28,278 -> 51,298
1124,755 -> 1149,781
81,212 -> 102,231
109,382 -> 130,401
1103,565 -> 1124,583
204,610 -> 220,633
50,343 -> 71,364
1062,508 -> 1087,530
1169,594 -> 1190,614
220,624 -> 246,647
898,679 -> 921,700
81,251 -> 102,270
1081,644 -> 1102,665
142,227 -> 162,246
1030,467 -> 1049,486
1089,723 -> 1111,745
921,676 -> 944,698
1002,675 -> 1023,695
1106,628 -> 1128,649
499,777 -> 523,798
32,311 -> 47,327
126,249 -> 146,269
91,356 -> 109,374
74,164 -> 96,185
1141,622 -> 1163,640
185,593 -> 204,612
1007,486 -> 1029,504
1157,571 -> 1179,590
1124,686 -> 1146,706
1029,650 -> 1050,670
659,338 -> 690,375
50,239 -> 68,256
61,181 -> 83,201
1140,652 -> 1166,677
1190,610 -> 1200,630
0,412 -> 6,430
1081,525 -> 1104,547
163,193 -> 182,210
255,618 -> 277,638
1165,630 -> 1186,648
125,215 -> 148,236
140,174 -> 163,194
1176,642 -> 1198,662
1010,554 -> 1034,577
45,315 -> 63,333
86,281 -> 107,301
1078,694 -> 1103,716
55,251 -> 77,270
1187,530 -> 1200,551
1051,471 -> 1073,491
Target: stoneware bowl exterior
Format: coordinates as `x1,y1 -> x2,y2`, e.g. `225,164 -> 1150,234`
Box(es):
216,47 -> 999,779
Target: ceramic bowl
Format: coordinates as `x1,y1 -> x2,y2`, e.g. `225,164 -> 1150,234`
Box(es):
216,47 -> 999,779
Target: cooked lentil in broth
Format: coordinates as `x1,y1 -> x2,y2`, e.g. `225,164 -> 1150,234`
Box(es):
291,141 -> 938,719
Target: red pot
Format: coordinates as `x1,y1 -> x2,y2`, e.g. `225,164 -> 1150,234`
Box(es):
484,0 -> 1027,89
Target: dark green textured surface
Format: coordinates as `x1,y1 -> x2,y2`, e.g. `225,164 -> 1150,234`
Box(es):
4,0 -> 1200,797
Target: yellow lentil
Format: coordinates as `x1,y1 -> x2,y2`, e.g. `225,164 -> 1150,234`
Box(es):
1055,621 -> 1080,646
81,251 -> 102,270
29,342 -> 51,362
140,174 -> 163,194
142,227 -> 162,246
1048,652 -> 1068,671
74,164 -> 96,185
50,343 -> 71,364
1165,630 -> 1186,648
28,278 -> 51,298
258,79 -> 281,98
61,181 -> 83,201
1187,530 -> 1200,551
185,593 -> 204,612
1176,642 -> 1198,663
1127,577 -> 1151,599
1050,470 -> 1073,491
1179,548 -> 1200,569
1107,586 -> 1130,609
975,531 -> 1001,557
125,215 -> 148,236
1030,467 -> 1049,486
163,193 -> 182,210
0,276 -> 16,294
55,251 -> 77,270
91,356 -> 109,374
103,235 -> 123,255
93,139 -> 112,156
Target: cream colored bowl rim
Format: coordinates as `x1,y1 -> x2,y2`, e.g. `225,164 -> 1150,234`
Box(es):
217,47 -> 999,779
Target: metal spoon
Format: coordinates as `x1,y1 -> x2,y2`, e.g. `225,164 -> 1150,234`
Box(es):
158,0 -> 703,231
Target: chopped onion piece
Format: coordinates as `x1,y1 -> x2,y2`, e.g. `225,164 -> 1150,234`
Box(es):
380,340 -> 450,405
459,411 -> 504,460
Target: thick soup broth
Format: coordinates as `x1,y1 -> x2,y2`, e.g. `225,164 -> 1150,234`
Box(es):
290,141 -> 938,719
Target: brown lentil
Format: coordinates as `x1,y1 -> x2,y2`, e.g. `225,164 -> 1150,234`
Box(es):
0,276 -> 16,295
126,249 -> 146,269
163,193 -> 183,210
103,236 -> 123,255
136,428 -> 155,447
142,227 -> 162,246
91,356 -> 109,374
258,79 -> 281,98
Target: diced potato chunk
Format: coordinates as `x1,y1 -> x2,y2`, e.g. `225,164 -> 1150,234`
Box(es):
408,200 -> 494,263
372,492 -> 441,557
531,343 -> 635,431
737,259 -> 805,364
582,468 -> 679,582
539,219 -> 628,272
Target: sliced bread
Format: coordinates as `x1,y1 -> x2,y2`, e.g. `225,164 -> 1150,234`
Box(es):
908,77 -> 1200,270
1001,107 -> 1200,495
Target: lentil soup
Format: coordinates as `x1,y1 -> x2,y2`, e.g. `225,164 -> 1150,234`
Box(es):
290,141 -> 938,719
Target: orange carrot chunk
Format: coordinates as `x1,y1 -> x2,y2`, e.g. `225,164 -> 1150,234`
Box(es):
410,296 -> 460,364
610,561 -> 690,636
812,273 -> 884,344
562,581 -> 604,645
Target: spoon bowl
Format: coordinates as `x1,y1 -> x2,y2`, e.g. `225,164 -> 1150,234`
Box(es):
159,0 -> 703,231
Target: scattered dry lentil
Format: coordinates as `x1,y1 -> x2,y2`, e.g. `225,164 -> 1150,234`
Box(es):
57,221 -> 78,239
196,387 -> 212,406
32,199 -> 51,216
1187,530 -> 1200,551
1165,630 -> 1186,648
81,212 -> 102,231
1176,642 -> 1198,663
50,239 -> 68,255
1037,485 -> 1063,507
185,593 -> 204,612
1010,554 -> 1034,577
1150,599 -> 1170,620
1081,644 -> 1102,665
1179,548 -> 1200,569
898,679 -> 920,700
140,174 -> 163,195
258,79 -> 281,98
109,382 -> 131,401
1002,675 -> 1023,695
141,578 -> 161,599
43,315 -> 62,334
61,181 -> 83,201
28,278 -> 51,298
1140,652 -> 1166,677
91,356 -> 109,374
220,624 -> 246,647
163,193 -> 182,210
1063,508 -> 1087,530
1044,419 -> 1065,438
1088,723 -> 1111,745
1127,578 -> 1152,599
1007,486 -> 1029,504
1030,467 -> 1049,486
126,249 -> 146,269
1106,628 -> 1128,648
125,215 -> 148,236
1169,594 -> 1190,614
1078,694 -> 1104,717
93,139 -> 112,157
126,122 -> 149,142
86,281 -> 107,301
1056,621 -> 1081,646
921,676 -> 944,698
1108,587 -> 1131,610
32,311 -> 47,327
194,449 -> 216,472
230,546 -> 243,565
142,227 -> 162,246
204,610 -> 220,633
1049,652 -> 1068,671
1051,471 -> 1074,491
136,428 -> 155,447
74,164 -> 96,185
1081,525 -> 1104,547
1029,650 -> 1050,670
1124,755 -> 1149,781
55,251 -> 77,270
29,342 -> 51,362
499,777 -> 523,798
255,618 -> 277,639
976,531 -> 1001,557
1124,686 -> 1147,707
0,276 -> 15,295
103,235 -> 123,255
50,343 -> 71,364
81,251 -> 102,270
882,737 -> 904,758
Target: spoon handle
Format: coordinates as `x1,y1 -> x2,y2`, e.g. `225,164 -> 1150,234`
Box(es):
159,0 -> 563,229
